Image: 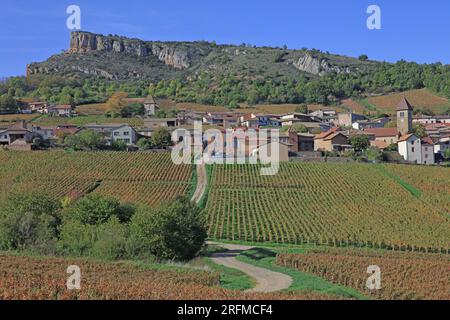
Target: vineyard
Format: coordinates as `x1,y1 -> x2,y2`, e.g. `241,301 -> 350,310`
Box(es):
277,249 -> 450,300
205,162 -> 450,251
0,254 -> 339,300
366,88 -> 450,115
0,151 -> 192,207
31,115 -> 145,127
383,164 -> 450,214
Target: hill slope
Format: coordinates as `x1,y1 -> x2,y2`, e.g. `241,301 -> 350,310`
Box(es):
27,31 -> 376,82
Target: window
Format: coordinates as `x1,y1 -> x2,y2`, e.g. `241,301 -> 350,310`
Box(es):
124,139 -> 130,143
412,147 -> 415,152
425,154 -> 428,158
425,147 -> 428,152
124,131 -> 129,136
114,132 -> 120,136
400,112 -> 405,118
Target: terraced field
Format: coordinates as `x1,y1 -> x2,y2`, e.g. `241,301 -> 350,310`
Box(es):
0,151 -> 192,207
205,163 -> 450,252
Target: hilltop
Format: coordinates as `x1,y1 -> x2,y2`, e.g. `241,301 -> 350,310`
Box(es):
4,31 -> 446,110
27,31 -> 377,82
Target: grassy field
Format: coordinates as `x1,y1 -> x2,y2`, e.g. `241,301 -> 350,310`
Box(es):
367,89 -> 450,115
204,162 -> 450,251
0,151 -> 192,208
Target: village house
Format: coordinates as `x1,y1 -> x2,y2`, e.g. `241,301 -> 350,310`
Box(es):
32,125 -> 55,141
250,141 -> 290,162
48,105 -> 73,117
28,102 -> 49,114
279,129 -> 314,152
314,128 -> 351,152
308,108 -> 337,120
423,123 -> 450,139
337,112 -> 367,127
434,136 -> 450,158
84,123 -> 137,146
363,127 -> 401,145
397,133 -> 435,165
144,118 -> 180,129
0,121 -> 33,150
413,115 -> 450,125
352,117 -> 390,130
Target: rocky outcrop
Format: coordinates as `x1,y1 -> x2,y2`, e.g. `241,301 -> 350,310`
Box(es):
69,31 -> 195,69
293,53 -> 350,76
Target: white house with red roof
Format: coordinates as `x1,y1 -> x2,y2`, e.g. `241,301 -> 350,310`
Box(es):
398,133 -> 435,165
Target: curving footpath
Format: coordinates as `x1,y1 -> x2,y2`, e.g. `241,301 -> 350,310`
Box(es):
208,242 -> 293,293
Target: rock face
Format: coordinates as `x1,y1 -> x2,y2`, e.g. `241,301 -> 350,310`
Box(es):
293,53 -> 350,76
27,31 -> 370,81
69,31 -> 194,69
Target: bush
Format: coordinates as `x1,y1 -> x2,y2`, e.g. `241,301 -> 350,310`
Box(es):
64,129 -> 105,151
57,219 -> 98,257
0,194 -> 61,254
69,194 -> 132,225
91,217 -> 129,260
349,135 -> 371,151
129,197 -> 207,261
151,127 -> 172,149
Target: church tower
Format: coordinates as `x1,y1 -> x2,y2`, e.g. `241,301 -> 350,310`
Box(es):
396,97 -> 413,135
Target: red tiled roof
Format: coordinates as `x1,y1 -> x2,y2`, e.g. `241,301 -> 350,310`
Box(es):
364,127 -> 399,137
398,133 -> 416,143
421,137 -> 434,145
370,140 -> 389,149
314,127 -> 340,140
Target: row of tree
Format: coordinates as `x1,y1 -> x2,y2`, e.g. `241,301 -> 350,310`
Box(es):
1,60 -> 449,110
0,193 -> 206,261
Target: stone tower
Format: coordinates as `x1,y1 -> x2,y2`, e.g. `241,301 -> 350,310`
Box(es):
396,97 -> 413,135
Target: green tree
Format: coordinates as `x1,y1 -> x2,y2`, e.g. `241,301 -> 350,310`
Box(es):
151,127 -> 172,149
349,135 -> 371,151
111,139 -> 127,151
0,94 -> 18,113
129,197 -> 207,261
412,124 -> 427,138
358,54 -> 369,61
0,193 -> 61,253
363,146 -> 383,163
443,148 -> 450,160
64,129 -> 105,151
137,138 -> 153,150
70,194 -> 130,225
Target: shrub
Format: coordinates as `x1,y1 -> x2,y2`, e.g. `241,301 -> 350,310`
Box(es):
69,194 -> 131,225
129,197 -> 207,261
0,194 -> 61,254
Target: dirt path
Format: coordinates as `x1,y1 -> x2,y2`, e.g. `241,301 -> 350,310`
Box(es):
208,242 -> 293,293
191,161 -> 207,204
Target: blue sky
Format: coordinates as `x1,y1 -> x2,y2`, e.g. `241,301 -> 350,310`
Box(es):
1,0 -> 450,77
